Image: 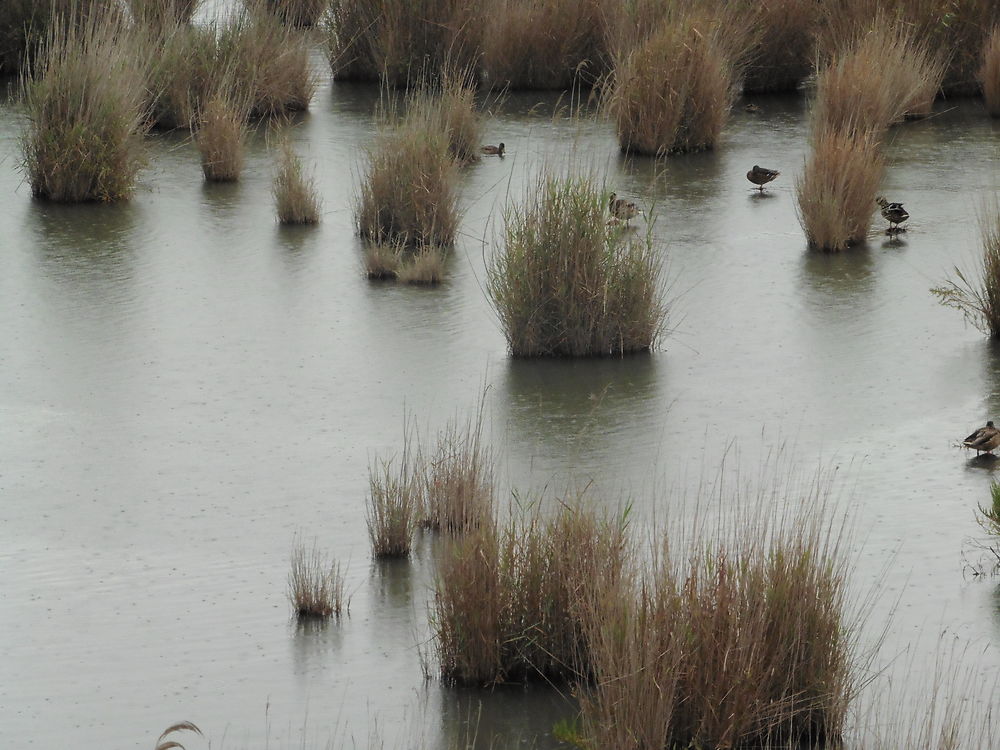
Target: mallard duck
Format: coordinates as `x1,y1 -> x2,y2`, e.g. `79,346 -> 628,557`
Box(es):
747,165 -> 779,192
963,421 -> 1000,455
744,103 -> 761,114
609,192 -> 640,223
876,197 -> 909,233
481,142 -> 505,156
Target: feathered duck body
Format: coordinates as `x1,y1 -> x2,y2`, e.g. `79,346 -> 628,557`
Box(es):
963,420 -> 1000,455
481,142 -> 505,156
876,196 -> 909,232
608,192 -> 639,222
747,165 -> 779,191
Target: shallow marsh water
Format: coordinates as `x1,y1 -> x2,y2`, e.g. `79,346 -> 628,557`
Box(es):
2,61 -> 1000,749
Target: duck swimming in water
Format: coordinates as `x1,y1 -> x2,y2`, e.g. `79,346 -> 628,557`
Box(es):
481,142 -> 505,156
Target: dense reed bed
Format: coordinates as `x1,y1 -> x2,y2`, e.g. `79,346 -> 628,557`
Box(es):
357,91 -> 461,249
581,488 -> 856,750
742,0 -> 817,93
982,26 -> 1000,116
932,203 -> 1000,337
325,0 -> 483,86
605,6 -> 751,155
288,537 -> 348,618
480,0 -> 609,90
273,137 -> 321,223
20,8 -> 150,202
488,170 -> 666,357
432,501 -> 628,685
0,0 -> 113,75
796,126 -> 884,252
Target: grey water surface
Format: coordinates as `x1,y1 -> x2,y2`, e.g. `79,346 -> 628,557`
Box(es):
2,66 -> 1000,750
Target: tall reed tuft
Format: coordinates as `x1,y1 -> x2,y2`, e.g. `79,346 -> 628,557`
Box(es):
812,23 -> 948,132
480,0 -> 610,90
325,0 -> 483,86
981,26 -> 1000,117
931,202 -> 1000,337
195,87 -> 251,182
273,137 -> 322,224
288,537 -> 348,618
20,8 -> 150,202
432,500 -> 629,685
605,7 -> 751,155
581,497 -> 855,750
796,125 -> 884,252
367,455 -> 420,558
145,23 -> 217,129
357,93 -> 460,248
422,400 -> 495,533
487,170 -> 666,357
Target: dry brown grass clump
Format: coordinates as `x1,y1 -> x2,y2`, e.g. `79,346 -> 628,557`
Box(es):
367,442 -> 421,558
581,499 -> 855,750
796,125 -> 885,252
480,0 -> 610,90
487,170 -> 666,357
817,0 -> 1000,96
288,537 -> 348,618
273,138 -> 321,224
325,0 -> 483,86
357,95 -> 460,248
195,88 -> 251,182
812,23 -> 948,132
432,501 -> 629,685
605,6 -> 752,155
981,26 -> 1000,116
145,23 -> 217,129
396,247 -> 446,285
422,402 -> 494,533
742,0 -> 818,93
20,8 -> 150,202
932,202 -> 1000,337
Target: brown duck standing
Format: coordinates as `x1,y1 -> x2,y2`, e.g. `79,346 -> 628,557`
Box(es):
747,165 -> 779,192
963,421 -> 1000,455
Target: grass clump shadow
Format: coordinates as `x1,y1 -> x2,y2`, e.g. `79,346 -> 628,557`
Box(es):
932,202 -> 1000,336
288,536 -> 349,619
487,168 -> 667,357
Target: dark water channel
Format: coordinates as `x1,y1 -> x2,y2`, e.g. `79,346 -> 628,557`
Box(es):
2,67 -> 1000,749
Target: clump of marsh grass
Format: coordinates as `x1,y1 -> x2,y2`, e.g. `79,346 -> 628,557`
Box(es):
396,247 -> 446,285
812,22 -> 948,132
273,137 -> 322,224
931,202 -> 1000,337
357,93 -> 460,248
981,26 -> 1000,117
363,243 -> 402,280
604,5 -> 754,155
580,493 -> 856,750
422,400 -> 495,533
367,439 -> 421,558
432,500 -> 629,685
324,0 -> 483,86
195,86 -> 252,182
480,0 -> 610,90
0,0 -> 112,75
796,124 -> 885,252
743,0 -> 818,93
487,169 -> 666,357
288,537 -> 348,618
145,23 -> 217,129
20,8 -> 151,202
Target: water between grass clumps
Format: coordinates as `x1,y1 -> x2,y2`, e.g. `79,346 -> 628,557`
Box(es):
2,69 -> 1000,748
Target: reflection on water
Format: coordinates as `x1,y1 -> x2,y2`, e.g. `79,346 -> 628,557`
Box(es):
439,686 -> 575,750
291,615 -> 345,679
798,247 -> 875,305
